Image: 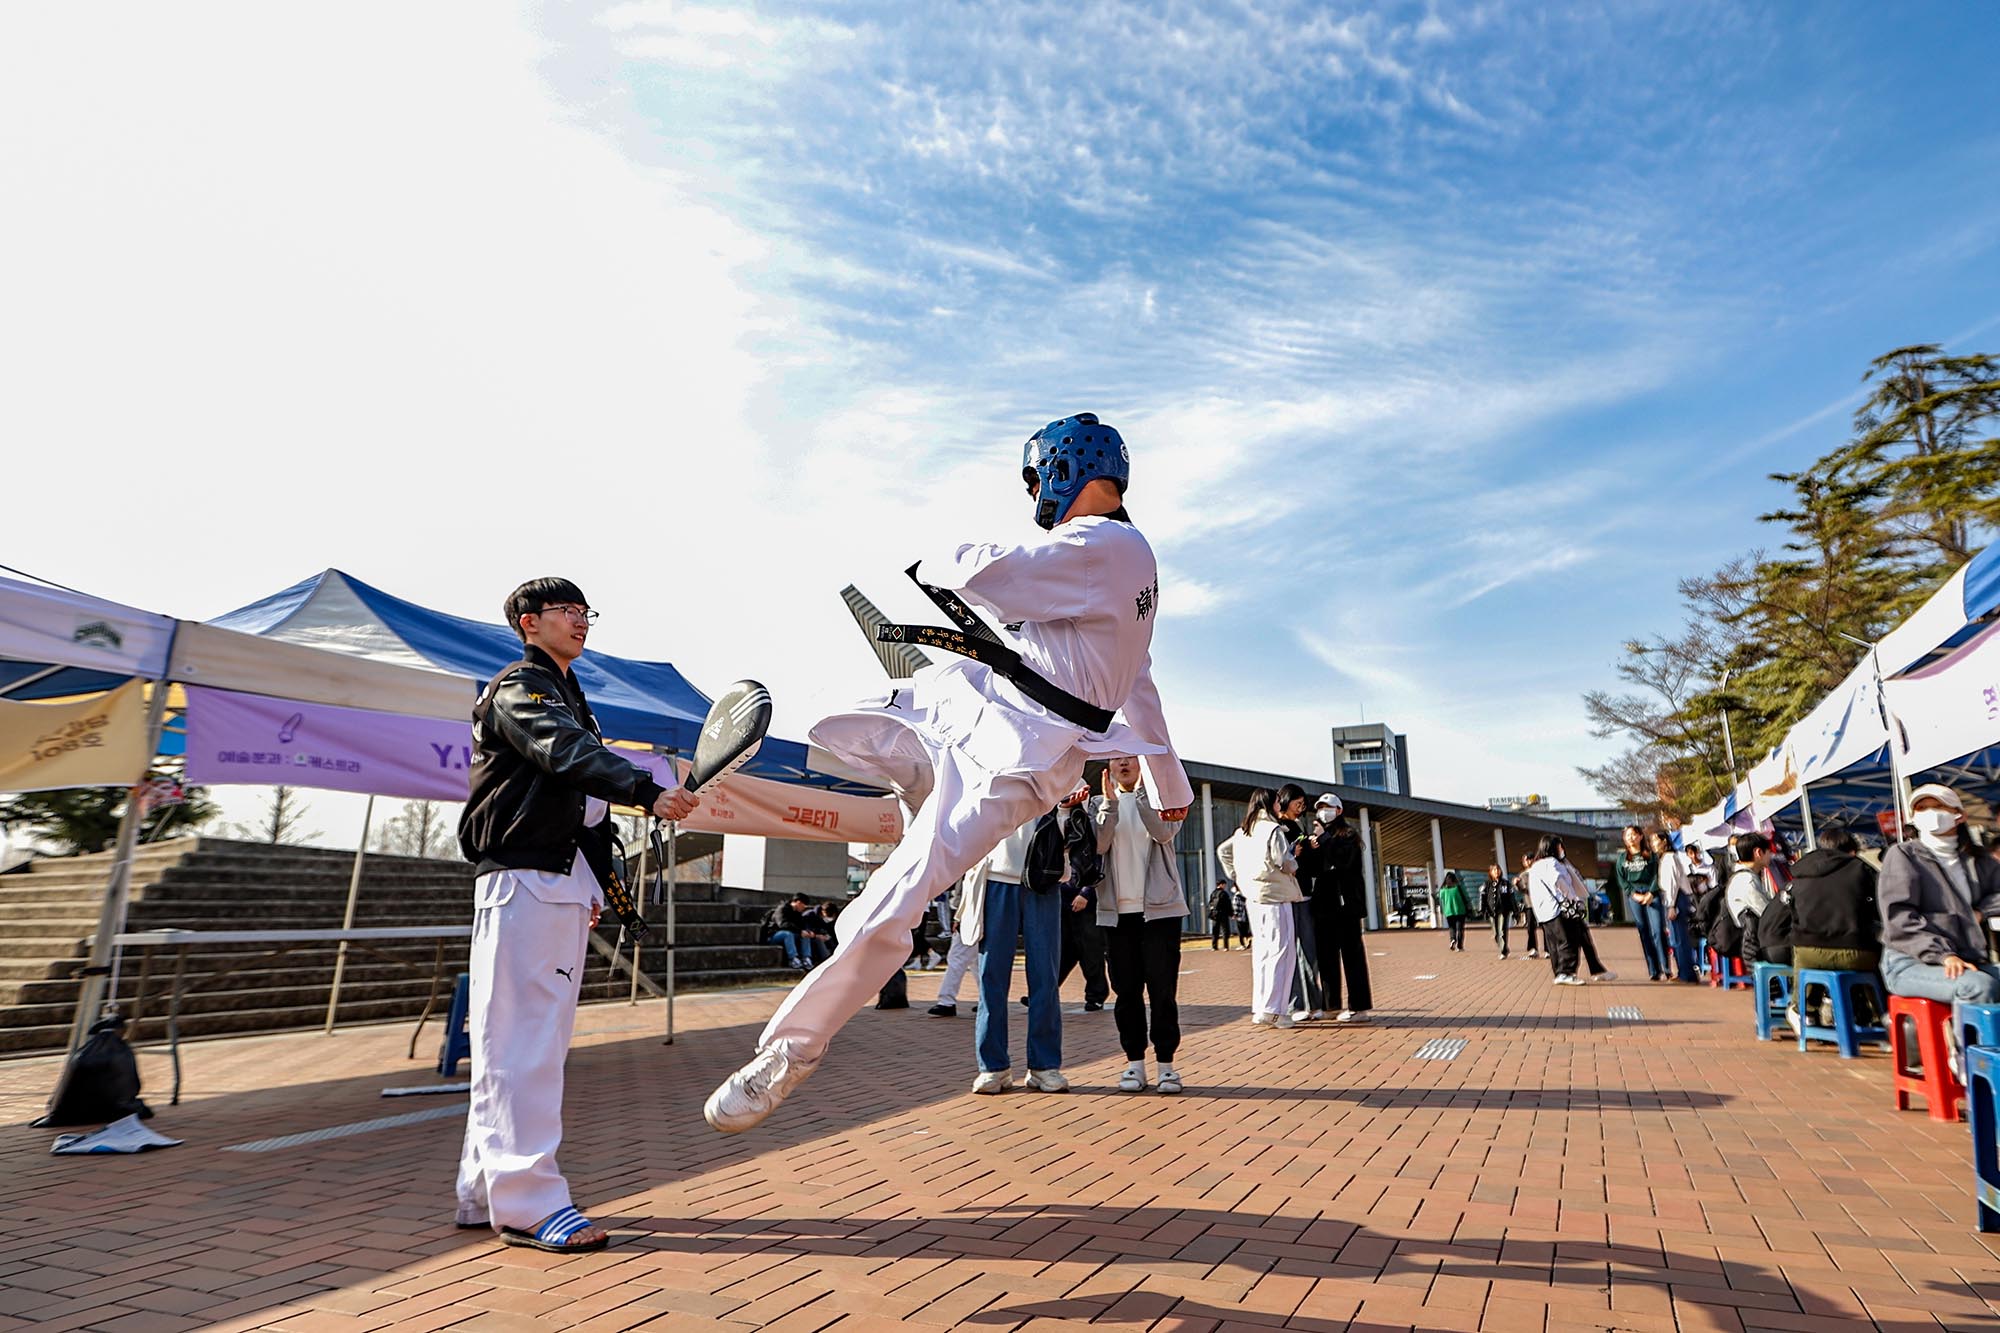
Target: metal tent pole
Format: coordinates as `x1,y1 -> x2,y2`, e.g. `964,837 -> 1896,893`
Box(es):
1358,807 -> 1380,930
323,795 -> 375,1034
1797,782 -> 1817,852
1428,817 -> 1446,929
67,679 -> 173,1055
664,817 -> 679,1044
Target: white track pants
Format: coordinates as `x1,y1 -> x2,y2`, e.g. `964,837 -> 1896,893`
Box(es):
1247,899 -> 1297,1020
455,884 -> 589,1231
758,744 -> 1076,1062
937,931 -> 977,1006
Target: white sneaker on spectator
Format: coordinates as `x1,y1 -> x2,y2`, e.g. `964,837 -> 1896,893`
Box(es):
1025,1069 -> 1069,1093
1118,1062 -> 1146,1093
1290,1009 -> 1312,1023
1553,974 -> 1581,986
1592,971 -> 1619,982
1156,1066 -> 1183,1095
1334,1010 -> 1368,1024
971,1069 -> 1012,1094
704,1041 -> 820,1133
1273,1014 -> 1296,1029
1783,1007 -> 1800,1033
1250,1012 -> 1275,1026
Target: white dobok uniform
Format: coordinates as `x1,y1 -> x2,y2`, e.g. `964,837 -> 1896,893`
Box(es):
762,514 -> 1192,1064
455,798 -> 605,1231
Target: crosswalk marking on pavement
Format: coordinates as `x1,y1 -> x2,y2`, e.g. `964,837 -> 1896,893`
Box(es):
1413,1037 -> 1467,1061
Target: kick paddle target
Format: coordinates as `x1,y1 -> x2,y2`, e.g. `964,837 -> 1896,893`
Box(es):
687,680 -> 771,793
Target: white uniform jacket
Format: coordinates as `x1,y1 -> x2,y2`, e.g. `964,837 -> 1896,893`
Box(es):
810,514 -> 1193,811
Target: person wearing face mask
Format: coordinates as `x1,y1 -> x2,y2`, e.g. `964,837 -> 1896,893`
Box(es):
1296,794 -> 1374,1022
1879,784 -> 2000,1005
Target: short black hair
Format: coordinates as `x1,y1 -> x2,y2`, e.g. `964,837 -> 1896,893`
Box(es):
504,578 -> 587,642
1734,831 -> 1770,860
790,892 -> 809,904
1820,826 -> 1861,855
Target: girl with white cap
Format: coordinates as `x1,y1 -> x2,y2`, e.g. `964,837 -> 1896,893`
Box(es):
1880,783 -> 2000,1004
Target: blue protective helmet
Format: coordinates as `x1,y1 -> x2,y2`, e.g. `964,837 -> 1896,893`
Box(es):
1021,413 -> 1130,530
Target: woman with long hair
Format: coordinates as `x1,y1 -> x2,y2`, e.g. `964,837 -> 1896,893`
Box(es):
1649,829 -> 1701,983
1614,824 -> 1666,980
1218,784 -> 1306,1028
1527,834 -> 1616,985
1299,794 -> 1373,1022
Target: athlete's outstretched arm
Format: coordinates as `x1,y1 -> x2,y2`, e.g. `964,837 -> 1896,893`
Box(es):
1121,652 -> 1193,812
914,529 -> 1093,626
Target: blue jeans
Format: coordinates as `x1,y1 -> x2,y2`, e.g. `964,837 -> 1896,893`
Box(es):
975,879 -> 1061,1073
1631,897 -> 1667,979
770,930 -> 807,967
1881,949 -> 2000,1003
1666,902 -> 1700,982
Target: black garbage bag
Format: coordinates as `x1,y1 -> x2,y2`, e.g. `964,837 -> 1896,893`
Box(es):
35,1014 -> 152,1128
876,968 -> 909,1010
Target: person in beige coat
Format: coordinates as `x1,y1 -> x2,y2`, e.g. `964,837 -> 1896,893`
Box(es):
1092,757 -> 1189,1093
1217,784 -> 1306,1028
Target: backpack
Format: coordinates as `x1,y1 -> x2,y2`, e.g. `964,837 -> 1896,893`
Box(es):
1697,880 -> 1741,957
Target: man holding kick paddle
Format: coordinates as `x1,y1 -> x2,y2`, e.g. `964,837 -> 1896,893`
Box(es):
454,578 -> 705,1254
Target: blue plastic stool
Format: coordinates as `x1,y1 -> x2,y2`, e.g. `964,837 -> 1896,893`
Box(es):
1795,968 -> 1887,1057
438,973 -> 472,1077
1958,1002 -> 2000,1056
1967,1046 -> 2000,1231
1752,962 -> 1794,1041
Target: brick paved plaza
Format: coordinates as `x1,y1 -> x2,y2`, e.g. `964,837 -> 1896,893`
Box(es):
3,929 -> 1997,1333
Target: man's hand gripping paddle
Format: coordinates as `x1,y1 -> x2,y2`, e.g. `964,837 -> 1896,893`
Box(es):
601,682 -> 772,942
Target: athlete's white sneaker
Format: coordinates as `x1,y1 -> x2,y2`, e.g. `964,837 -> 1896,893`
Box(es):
971,1069 -> 1013,1094
1024,1068 -> 1069,1093
1118,1062 -> 1146,1093
704,1041 -> 820,1133
1251,1012 -> 1275,1026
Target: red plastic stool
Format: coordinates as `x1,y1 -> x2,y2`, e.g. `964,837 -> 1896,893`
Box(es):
1707,949 -> 1750,989
1890,994 -> 1962,1121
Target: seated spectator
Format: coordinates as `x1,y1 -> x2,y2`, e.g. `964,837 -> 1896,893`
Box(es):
803,901 -> 835,964
1724,832 -> 1777,961
764,893 -> 817,971
1881,784 -> 2000,1007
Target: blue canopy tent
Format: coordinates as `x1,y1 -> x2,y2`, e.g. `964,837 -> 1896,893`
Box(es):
210,570 -> 876,794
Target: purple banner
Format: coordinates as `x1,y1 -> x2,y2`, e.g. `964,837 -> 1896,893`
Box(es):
183,686 -> 475,801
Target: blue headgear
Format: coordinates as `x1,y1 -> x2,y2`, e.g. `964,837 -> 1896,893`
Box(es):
1021,413 -> 1129,530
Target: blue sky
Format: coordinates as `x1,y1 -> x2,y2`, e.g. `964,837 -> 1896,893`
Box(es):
5,1 -> 2000,835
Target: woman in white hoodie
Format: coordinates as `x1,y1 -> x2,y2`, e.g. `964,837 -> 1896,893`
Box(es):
1528,834 -> 1616,986
1218,784 -> 1306,1027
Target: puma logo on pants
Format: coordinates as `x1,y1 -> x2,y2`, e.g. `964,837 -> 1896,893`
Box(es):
554,966 -> 574,981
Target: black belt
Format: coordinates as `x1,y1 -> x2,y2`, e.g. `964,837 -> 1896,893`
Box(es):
878,563 -> 1115,733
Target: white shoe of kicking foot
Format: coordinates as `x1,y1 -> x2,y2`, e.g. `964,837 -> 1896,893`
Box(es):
1156,1067 -> 1183,1095
704,1042 -> 820,1133
1118,1063 -> 1146,1092
971,1069 -> 1013,1094
1025,1069 -> 1069,1093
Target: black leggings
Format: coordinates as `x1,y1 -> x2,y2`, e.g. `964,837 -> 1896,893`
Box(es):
1106,913 -> 1182,1062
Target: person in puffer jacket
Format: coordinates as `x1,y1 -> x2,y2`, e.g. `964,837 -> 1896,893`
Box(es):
1790,826 -> 1880,971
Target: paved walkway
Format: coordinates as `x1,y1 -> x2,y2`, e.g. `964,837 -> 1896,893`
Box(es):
2,929 -> 1996,1333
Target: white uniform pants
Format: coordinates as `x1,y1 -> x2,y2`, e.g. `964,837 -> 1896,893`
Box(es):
937,931 -> 977,1006
1247,899 -> 1297,1020
455,883 -> 589,1230
758,743 -> 1077,1062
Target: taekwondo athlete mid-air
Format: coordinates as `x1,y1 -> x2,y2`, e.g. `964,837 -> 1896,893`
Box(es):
705,413 -> 1192,1132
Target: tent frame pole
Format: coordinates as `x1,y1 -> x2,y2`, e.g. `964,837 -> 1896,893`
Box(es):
629,824 -> 647,1005
67,677 -> 173,1055
664,816 -> 678,1044
324,795 -> 375,1034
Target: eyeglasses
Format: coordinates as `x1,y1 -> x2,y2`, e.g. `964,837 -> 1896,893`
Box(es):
536,603 -> 599,624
